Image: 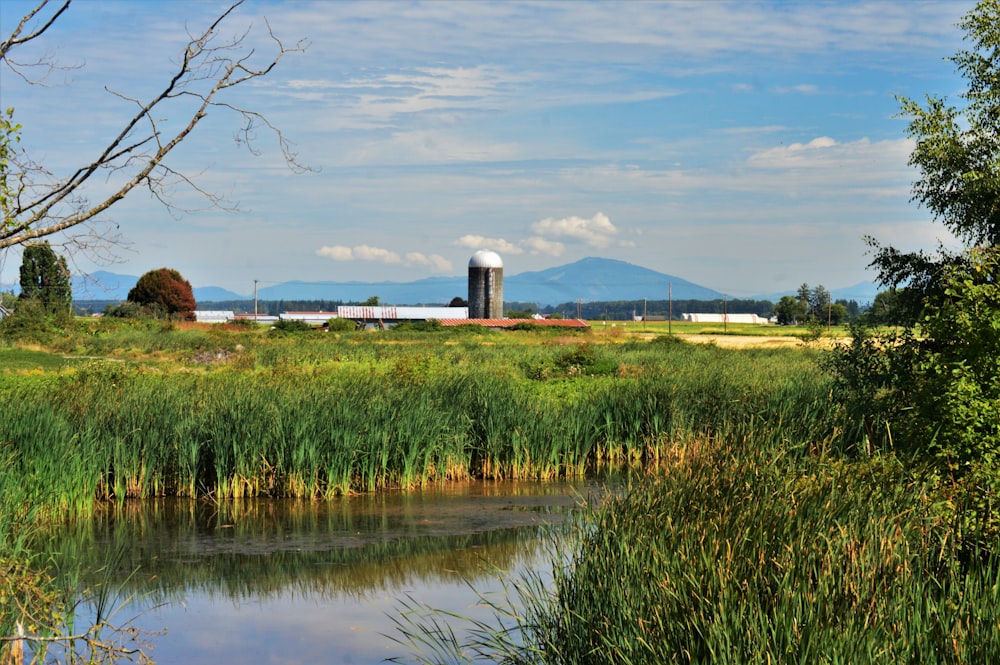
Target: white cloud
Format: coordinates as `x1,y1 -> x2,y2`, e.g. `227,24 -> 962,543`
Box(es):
316,244 -> 401,263
454,235 -> 524,254
531,212 -> 620,249
522,236 -> 565,256
405,252 -> 453,272
746,136 -> 910,175
316,245 -> 355,261
353,245 -> 401,263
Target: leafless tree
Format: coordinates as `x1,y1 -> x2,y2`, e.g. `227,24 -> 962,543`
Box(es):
0,0 -> 308,254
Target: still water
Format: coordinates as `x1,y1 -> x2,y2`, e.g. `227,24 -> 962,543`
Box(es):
38,481 -> 595,664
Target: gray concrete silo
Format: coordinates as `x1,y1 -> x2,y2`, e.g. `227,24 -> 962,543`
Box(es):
468,250 -> 503,319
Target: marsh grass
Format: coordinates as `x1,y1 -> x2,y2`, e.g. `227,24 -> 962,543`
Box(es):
0,336 -> 835,508
391,436 -> 1000,664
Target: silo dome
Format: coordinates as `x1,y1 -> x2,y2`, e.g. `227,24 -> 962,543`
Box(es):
469,250 -> 503,269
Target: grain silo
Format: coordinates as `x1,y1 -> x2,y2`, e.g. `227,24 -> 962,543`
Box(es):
468,250 -> 504,319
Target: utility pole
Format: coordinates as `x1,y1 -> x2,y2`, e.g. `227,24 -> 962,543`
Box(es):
254,279 -> 259,322
668,283 -> 672,335
723,295 -> 728,333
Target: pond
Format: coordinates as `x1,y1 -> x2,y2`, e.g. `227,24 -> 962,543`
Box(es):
34,480 -> 597,664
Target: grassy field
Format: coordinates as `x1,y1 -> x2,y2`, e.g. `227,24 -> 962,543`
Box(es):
2,317 -> 997,663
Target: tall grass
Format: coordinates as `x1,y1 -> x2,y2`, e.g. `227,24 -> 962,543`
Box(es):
392,433 -> 1000,664
0,340 -> 837,510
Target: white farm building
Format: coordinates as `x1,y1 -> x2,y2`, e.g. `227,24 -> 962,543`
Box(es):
682,313 -> 769,325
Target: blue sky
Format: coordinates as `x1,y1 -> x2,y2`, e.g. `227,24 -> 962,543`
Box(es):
0,0 -> 972,298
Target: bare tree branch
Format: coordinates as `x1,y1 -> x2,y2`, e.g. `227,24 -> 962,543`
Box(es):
0,0 -> 310,253
0,0 -> 71,58
0,0 -> 79,85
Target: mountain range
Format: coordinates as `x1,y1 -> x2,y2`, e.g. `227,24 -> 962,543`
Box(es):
67,257 -> 879,306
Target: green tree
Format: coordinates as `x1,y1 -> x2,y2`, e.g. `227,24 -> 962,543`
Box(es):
830,0 -> 1000,537
18,241 -> 71,314
774,295 -> 807,325
809,285 -> 831,318
825,302 -> 848,326
868,289 -> 902,325
127,268 -> 196,317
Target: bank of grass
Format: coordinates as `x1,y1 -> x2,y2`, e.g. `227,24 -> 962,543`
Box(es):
0,333 -> 834,505
395,435 -> 1000,663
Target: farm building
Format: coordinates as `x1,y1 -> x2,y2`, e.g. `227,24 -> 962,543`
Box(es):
193,310 -> 235,323
682,313 -> 769,325
278,311 -> 339,326
337,306 -> 468,322
233,314 -> 279,324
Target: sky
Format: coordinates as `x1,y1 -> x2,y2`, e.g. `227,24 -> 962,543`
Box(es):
0,0 -> 974,299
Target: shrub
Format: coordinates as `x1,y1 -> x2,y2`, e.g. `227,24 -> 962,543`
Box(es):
325,317 -> 356,332
270,319 -> 313,335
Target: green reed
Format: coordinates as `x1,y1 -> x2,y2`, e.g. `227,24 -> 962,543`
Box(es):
393,433 -> 1000,664
1,337 -> 837,510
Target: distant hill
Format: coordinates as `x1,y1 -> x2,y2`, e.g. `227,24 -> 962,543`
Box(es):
66,258 -> 874,307
504,257 -> 722,303
251,257 -> 723,305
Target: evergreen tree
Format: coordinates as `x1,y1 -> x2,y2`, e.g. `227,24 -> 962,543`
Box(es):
18,241 -> 71,314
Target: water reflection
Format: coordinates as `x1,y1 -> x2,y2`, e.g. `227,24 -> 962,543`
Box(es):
36,480 -> 594,664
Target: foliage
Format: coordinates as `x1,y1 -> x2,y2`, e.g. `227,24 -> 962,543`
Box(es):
897,1 -> 1000,247
325,317 -> 356,332
506,309 -> 534,319
269,319 -> 313,335
0,298 -> 72,344
127,268 -> 196,317
868,287 -> 906,325
775,283 -> 845,325
830,1 -> 1000,537
774,295 -> 807,325
17,241 -> 71,315
1,107 -> 22,234
389,319 -> 444,333
102,300 -> 147,319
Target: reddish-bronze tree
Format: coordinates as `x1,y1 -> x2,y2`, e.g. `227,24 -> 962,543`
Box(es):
127,268 -> 196,316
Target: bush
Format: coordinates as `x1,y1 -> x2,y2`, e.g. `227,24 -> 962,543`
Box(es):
270,319 -> 313,335
0,299 -> 71,343
389,320 -> 444,333
325,318 -> 356,332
